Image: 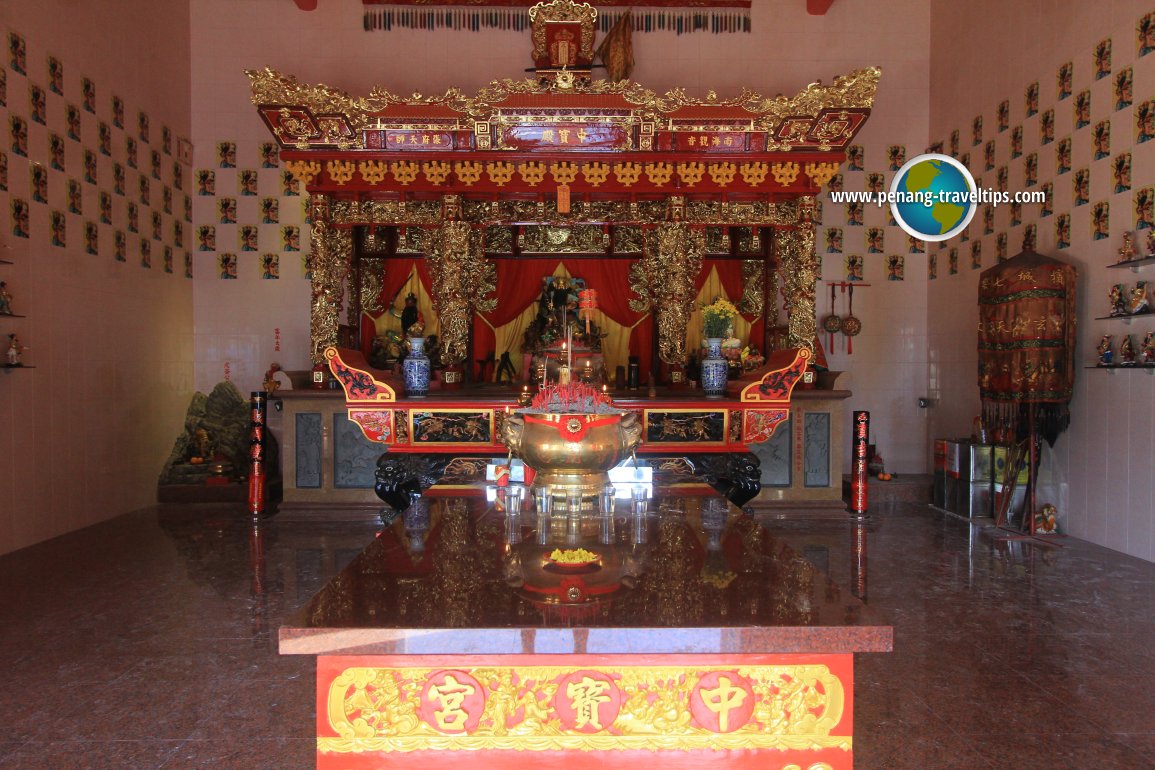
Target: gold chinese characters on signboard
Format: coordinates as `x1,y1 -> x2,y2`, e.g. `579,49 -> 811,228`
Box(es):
321,663 -> 849,753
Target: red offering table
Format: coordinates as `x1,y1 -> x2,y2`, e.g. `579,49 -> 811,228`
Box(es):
280,484 -> 891,769
316,345 -> 812,511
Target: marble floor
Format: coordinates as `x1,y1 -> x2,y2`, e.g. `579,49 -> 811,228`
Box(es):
0,500 -> 1153,769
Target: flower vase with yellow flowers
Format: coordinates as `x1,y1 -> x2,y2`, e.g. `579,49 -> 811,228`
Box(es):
700,298 -> 738,398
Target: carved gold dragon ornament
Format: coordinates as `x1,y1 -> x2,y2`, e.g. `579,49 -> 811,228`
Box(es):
424,196 -> 497,366
629,222 -> 706,365
773,196 -> 818,351
307,195 -> 354,364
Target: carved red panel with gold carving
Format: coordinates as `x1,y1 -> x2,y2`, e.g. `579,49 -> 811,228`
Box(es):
348,409 -> 394,443
743,408 -> 789,443
326,347 -> 396,403
315,654 -> 854,769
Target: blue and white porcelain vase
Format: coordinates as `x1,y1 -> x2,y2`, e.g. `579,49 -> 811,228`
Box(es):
403,336 -> 430,398
700,337 -> 728,399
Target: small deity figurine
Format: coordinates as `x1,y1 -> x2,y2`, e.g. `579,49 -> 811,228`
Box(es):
0,281 -> 12,315
1130,281 -> 1150,315
399,293 -> 420,337
192,427 -> 213,461
1096,334 -> 1114,366
1119,231 -> 1136,263
1148,230 -> 1155,258
1034,503 -> 1059,534
5,333 -> 23,366
1142,331 -> 1155,365
262,362 -> 282,394
1120,334 -> 1137,365
1110,284 -> 1128,315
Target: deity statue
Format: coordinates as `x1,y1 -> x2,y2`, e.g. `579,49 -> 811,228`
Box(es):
1143,331 -> 1155,365
1034,503 -> 1059,534
1120,334 -> 1136,365
0,281 -> 12,315
400,293 -> 420,337
5,333 -> 23,366
262,362 -> 282,394
1109,284 -> 1128,316
1119,231 -> 1136,263
191,431 -> 214,461
1096,334 -> 1114,366
1130,281 -> 1150,315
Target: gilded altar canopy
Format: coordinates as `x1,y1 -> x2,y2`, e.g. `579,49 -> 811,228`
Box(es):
977,250 -> 1077,444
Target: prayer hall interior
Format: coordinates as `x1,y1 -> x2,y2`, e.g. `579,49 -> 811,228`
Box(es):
1,1 -> 1155,768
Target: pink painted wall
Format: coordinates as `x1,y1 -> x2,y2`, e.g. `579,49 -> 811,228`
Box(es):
928,0 -> 1155,559
189,0 -> 933,474
0,2 -> 193,555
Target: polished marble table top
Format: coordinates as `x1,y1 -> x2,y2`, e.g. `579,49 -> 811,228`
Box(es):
280,484 -> 892,656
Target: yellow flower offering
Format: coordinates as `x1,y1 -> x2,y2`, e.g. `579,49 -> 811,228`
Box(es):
549,548 -> 599,564
702,297 -> 739,338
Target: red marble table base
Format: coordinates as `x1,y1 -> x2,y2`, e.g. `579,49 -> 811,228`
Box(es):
315,654 -> 854,769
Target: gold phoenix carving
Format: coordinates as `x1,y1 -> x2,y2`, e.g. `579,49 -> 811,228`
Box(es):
629,221 -> 706,364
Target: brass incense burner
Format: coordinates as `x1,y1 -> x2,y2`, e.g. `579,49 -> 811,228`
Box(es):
499,383 -> 641,497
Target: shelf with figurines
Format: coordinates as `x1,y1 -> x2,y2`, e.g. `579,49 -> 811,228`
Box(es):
0,280 -> 21,318
1107,231 -> 1155,270
1099,278 -> 1151,321
1090,331 -> 1155,371
0,279 -> 23,318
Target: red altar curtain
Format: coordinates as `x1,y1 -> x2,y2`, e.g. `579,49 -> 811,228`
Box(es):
360,257 -> 433,356
572,258 -> 653,381
471,258 -> 658,382
473,258 -> 564,362
471,259 -> 645,342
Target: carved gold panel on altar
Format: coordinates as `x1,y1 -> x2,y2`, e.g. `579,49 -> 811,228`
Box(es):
316,656 -> 853,765
410,409 -> 495,445
643,409 -> 728,445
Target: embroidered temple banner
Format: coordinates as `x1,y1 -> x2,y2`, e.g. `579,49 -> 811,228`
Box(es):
977,250 -> 1077,444
362,1 -> 752,34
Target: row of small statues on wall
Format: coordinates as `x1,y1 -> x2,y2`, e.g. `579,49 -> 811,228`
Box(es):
1096,332 -> 1155,366
1117,231 -> 1155,264
1108,281 -> 1151,317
